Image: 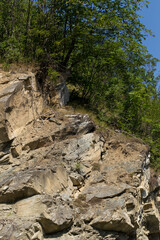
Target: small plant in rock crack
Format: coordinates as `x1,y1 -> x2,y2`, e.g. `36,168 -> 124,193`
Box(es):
75,162 -> 82,173
92,163 -> 100,171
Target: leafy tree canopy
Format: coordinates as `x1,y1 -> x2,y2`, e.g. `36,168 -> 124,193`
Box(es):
1,0 -> 160,169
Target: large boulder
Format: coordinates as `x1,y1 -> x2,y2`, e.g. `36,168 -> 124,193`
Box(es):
91,209 -> 134,233
0,166 -> 72,203
16,195 -> 73,234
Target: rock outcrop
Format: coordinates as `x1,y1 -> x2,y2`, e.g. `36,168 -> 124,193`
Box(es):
0,70 -> 159,240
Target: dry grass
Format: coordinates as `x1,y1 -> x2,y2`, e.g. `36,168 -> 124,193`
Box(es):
0,62 -> 38,73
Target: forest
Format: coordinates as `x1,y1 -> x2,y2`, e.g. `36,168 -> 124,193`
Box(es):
1,0 -> 160,169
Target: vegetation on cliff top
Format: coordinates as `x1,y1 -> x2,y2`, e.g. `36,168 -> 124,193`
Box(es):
1,0 -> 160,169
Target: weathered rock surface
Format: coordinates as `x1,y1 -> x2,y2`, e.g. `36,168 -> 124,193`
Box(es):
0,72 -> 43,151
0,70 -> 159,240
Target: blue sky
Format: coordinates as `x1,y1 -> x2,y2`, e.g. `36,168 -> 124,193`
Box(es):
139,1 -> 160,77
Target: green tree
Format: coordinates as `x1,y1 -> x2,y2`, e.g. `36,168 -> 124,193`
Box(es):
1,0 -> 160,168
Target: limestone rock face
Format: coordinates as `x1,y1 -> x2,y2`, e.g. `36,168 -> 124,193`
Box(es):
0,72 -> 43,151
0,70 -> 159,240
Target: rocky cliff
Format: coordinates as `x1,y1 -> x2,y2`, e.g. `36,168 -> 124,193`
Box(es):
0,70 -> 160,240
